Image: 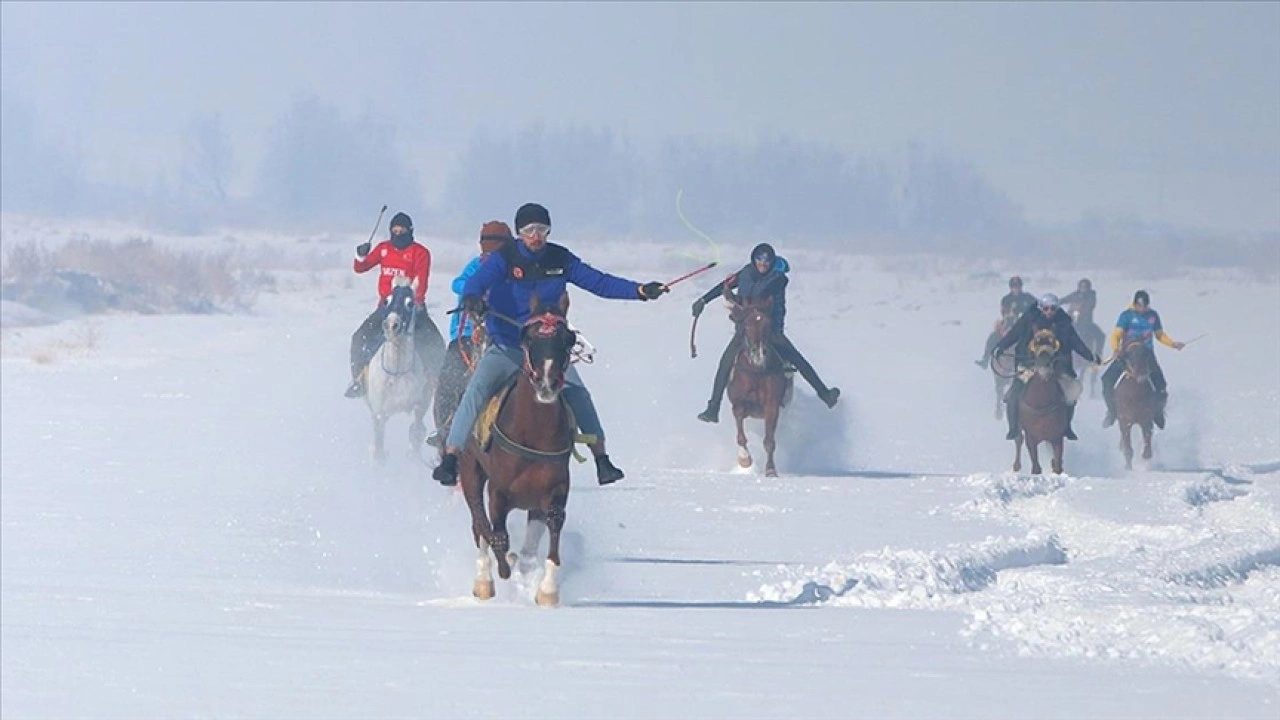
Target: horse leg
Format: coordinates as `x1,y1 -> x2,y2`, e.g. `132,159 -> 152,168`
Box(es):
371,415 -> 387,466
763,397 -> 780,477
407,404 -> 427,459
488,490 -> 513,581
733,407 -> 752,469
536,492 -> 568,608
1051,438 -> 1064,475
1012,434 -> 1023,473
460,457 -> 495,599
995,380 -> 1005,421
1027,437 -> 1043,475
1141,422 -> 1153,461
509,510 -> 547,575
1120,422 -> 1134,470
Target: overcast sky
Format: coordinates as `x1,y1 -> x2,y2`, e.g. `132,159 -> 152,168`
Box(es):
2,1 -> 1277,233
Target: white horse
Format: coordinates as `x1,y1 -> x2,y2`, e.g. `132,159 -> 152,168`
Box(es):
365,277 -> 430,464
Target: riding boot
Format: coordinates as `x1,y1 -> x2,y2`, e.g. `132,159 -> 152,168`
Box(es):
595,454 -> 624,485
1154,390 -> 1168,429
1064,404 -> 1079,441
432,453 -> 458,486
699,340 -> 738,423
344,376 -> 365,399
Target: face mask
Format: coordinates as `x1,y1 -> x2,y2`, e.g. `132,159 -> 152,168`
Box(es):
390,231 -> 414,249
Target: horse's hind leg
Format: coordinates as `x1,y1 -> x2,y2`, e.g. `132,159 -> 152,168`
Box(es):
407,404 -> 427,460
509,510 -> 547,575
734,408 -> 752,469
1012,434 -> 1023,473
488,491 -> 513,581
536,489 -> 568,608
1050,438 -> 1064,475
1120,422 -> 1134,470
1141,422 -> 1153,461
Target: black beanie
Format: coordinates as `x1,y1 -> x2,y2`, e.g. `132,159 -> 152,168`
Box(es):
1133,290 -> 1150,305
514,203 -> 551,231
751,243 -> 776,265
389,212 -> 413,232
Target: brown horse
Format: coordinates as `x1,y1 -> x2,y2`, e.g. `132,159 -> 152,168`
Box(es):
458,294 -> 577,607
725,291 -> 790,477
1013,330 -> 1070,475
1115,341 -> 1158,469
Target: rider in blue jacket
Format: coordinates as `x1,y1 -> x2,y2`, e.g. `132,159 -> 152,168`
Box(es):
432,203 -> 670,487
691,243 -> 840,423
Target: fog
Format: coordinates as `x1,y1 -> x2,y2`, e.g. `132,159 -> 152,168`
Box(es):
2,2 -> 1277,263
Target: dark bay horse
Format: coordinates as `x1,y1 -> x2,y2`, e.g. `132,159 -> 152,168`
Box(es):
1013,329 -> 1070,475
458,294 -> 577,606
725,291 -> 790,477
1115,341 -> 1158,469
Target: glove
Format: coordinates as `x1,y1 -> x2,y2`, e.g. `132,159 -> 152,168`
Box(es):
356,242 -> 372,258
461,295 -> 486,315
692,298 -> 706,317
638,282 -> 668,301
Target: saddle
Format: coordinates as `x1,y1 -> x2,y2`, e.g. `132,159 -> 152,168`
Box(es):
471,376 -> 595,462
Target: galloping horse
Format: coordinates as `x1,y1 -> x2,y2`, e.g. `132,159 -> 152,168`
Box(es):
1013,329 -> 1072,475
459,293 -> 578,607
1071,309 -> 1107,398
1114,341 -> 1158,469
725,291 -> 791,477
364,277 -> 430,464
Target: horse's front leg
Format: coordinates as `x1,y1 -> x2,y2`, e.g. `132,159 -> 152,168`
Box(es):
1120,422 -> 1135,470
509,510 -> 547,575
461,457 -> 494,599
537,488 -> 568,608
371,415 -> 387,466
995,381 -> 1005,420
762,395 -> 780,477
1012,433 -> 1023,473
407,403 -> 427,459
1050,437 -> 1064,475
733,406 -> 752,469
1141,422 -> 1153,461
488,490 -> 513,581
1027,437 -> 1043,475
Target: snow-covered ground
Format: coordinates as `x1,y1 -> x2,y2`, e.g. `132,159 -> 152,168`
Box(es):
2,218 -> 1278,718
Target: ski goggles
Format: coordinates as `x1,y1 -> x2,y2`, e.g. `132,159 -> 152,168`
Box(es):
518,223 -> 551,238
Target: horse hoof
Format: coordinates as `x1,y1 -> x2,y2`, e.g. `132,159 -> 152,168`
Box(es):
1142,450 -> 1153,460
473,580 -> 495,600
765,468 -> 778,478
535,589 -> 559,607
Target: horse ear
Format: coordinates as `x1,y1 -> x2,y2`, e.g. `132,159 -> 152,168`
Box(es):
558,292 -> 570,316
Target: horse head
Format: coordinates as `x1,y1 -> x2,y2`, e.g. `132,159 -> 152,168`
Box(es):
521,293 -> 576,404
382,276 -> 418,340
1027,328 -> 1061,380
727,291 -> 774,367
1121,341 -> 1154,384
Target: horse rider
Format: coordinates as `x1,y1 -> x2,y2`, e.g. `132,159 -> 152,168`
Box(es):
1102,290 -> 1184,429
426,221 -> 514,448
690,243 -> 840,423
1059,278 -> 1097,326
991,293 -> 1100,442
345,212 -> 445,398
431,202 -> 671,487
976,275 -> 1036,368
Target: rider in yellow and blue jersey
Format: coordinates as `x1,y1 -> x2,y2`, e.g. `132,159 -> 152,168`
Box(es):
1102,290 -> 1185,429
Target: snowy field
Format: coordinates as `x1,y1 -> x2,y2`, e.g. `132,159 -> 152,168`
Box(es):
2,217 -> 1278,718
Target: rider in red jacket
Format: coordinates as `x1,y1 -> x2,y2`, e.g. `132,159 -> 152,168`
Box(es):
345,212 -> 445,398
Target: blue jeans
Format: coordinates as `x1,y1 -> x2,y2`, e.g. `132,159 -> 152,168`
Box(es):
444,344 -> 604,451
